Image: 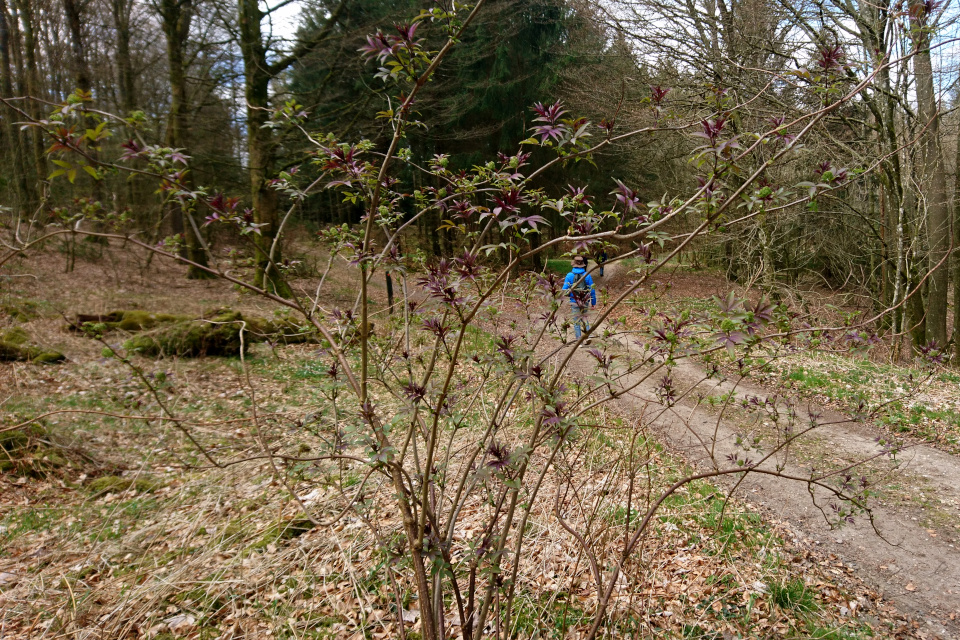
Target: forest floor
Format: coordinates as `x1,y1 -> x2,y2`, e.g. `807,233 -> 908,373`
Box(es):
582,262 -> 960,636
1,241 -> 959,638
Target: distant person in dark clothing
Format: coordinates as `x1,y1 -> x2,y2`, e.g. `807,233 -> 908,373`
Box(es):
596,249 -> 607,277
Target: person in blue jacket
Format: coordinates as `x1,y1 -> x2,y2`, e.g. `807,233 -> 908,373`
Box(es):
562,255 -> 596,339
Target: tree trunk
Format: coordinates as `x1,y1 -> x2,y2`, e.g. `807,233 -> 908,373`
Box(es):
238,0 -> 288,295
529,229 -> 543,270
61,0 -> 90,94
857,3 -> 908,340
62,0 -> 108,214
162,0 -> 190,179
760,209 -> 775,294
112,0 -> 146,214
248,75 -> 286,293
906,241 -> 926,352
111,0 -> 134,114
0,0 -> 34,214
385,272 -> 394,313
236,0 -> 344,295
160,0 -> 211,279
429,208 -> 442,256
954,115 -> 960,360
12,0 -> 44,204
911,10 -> 950,346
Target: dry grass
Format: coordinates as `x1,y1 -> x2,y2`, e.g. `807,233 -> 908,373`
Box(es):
0,242 -> 918,639
0,422 -> 901,639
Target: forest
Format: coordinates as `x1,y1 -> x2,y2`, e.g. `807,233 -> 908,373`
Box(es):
1,0 -> 960,637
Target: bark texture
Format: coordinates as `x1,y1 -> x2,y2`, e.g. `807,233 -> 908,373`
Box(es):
159,0 -> 211,278
910,9 -> 950,346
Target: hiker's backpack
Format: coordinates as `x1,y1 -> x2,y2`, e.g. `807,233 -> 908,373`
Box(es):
572,274 -> 590,292
569,273 -> 591,307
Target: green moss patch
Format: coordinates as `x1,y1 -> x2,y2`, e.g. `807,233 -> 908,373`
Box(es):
0,328 -> 65,364
253,516 -> 317,549
2,327 -> 30,346
1,300 -> 41,322
73,310 -> 193,332
86,475 -> 164,496
123,310 -> 248,357
119,310 -> 316,358
0,425 -> 68,476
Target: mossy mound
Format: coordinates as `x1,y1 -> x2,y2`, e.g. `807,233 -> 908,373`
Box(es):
86,475 -> 163,496
123,310 -> 248,357
0,328 -> 65,364
1,300 -> 41,322
253,516 -> 317,549
246,316 -> 318,346
0,425 -> 67,476
73,310 -> 192,333
119,310 -> 316,358
2,327 -> 29,346
114,311 -> 191,331
29,350 -> 66,363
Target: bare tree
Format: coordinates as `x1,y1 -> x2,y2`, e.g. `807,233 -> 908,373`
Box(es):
909,1 -> 951,346
156,0 -> 212,277
0,0 -> 36,213
237,0 -> 345,294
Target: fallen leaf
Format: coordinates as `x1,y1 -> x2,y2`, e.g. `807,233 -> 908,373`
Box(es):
164,613 -> 196,636
905,583 -> 916,592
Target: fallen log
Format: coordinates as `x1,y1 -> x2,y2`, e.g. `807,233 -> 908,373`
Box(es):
120,310 -> 317,357
0,328 -> 65,364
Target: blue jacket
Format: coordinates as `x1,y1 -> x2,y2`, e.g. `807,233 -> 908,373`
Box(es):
562,267 -> 596,305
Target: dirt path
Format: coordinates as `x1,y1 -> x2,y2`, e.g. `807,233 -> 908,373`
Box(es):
563,266 -> 960,636
667,358 -> 959,634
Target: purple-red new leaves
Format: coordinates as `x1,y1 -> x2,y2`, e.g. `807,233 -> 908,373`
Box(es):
650,85 -> 670,106
532,101 -> 568,142
492,188 -> 525,217
359,19 -> 431,84
711,292 -> 749,355
359,32 -> 394,63
567,185 -> 592,208
486,441 -> 512,471
693,117 -> 741,159
766,115 -> 796,144
402,381 -> 427,403
693,117 -> 727,145
359,22 -> 421,64
453,251 -> 482,280
447,199 -> 478,221
120,139 -> 143,161
815,45 -> 846,73
612,179 -> 641,213
421,317 -> 450,342
319,144 -> 367,187
708,293 -> 780,354
204,193 -> 242,226
417,259 -> 466,307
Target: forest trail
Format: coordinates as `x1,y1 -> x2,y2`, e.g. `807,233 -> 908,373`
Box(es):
661,357 -> 958,635
559,264 -> 960,637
